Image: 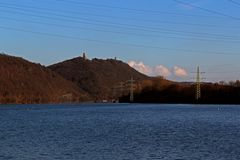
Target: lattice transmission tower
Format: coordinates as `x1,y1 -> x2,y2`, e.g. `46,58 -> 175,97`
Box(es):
127,77 -> 135,102
195,66 -> 205,101
196,66 -> 201,101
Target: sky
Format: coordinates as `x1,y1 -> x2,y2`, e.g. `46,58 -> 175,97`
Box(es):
1,0 -> 240,82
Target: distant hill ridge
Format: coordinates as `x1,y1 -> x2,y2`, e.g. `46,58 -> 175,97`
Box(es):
48,55 -> 149,100
0,54 -> 88,104
1,53 -> 239,104
0,53 -> 150,103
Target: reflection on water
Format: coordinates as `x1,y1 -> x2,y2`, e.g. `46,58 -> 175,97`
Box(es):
0,104 -> 240,160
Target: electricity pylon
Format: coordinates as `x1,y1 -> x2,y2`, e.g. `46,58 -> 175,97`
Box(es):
113,78 -> 136,102
113,82 -> 124,98
125,77 -> 136,102
196,66 -> 201,101
195,66 -> 205,101
130,77 -> 134,102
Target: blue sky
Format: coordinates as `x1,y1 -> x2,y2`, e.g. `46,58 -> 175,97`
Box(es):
1,0 -> 240,82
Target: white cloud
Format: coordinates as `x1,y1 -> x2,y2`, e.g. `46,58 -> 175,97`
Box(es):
128,61 -> 188,79
173,66 -> 188,77
128,61 -> 152,75
153,65 -> 171,77
128,61 -> 170,78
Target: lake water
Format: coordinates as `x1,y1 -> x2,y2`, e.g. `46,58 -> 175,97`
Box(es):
1,104 -> 240,160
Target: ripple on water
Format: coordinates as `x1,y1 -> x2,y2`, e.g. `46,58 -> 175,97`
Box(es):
1,104 -> 240,160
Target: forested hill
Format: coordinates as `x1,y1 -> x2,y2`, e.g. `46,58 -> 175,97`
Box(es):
0,54 -> 88,104
48,56 -> 148,100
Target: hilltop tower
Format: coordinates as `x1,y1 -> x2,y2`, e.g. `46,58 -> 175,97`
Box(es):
82,52 -> 87,60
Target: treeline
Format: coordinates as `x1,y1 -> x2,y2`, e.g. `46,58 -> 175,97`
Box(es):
120,78 -> 240,104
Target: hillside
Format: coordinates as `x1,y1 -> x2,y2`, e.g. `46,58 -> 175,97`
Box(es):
48,55 -> 148,100
1,53 -> 238,104
0,54 -> 88,104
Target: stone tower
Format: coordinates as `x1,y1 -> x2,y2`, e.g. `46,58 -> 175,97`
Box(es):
83,52 -> 87,60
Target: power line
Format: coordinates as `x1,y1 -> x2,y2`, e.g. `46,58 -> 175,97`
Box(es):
2,16 -> 240,43
1,4 -> 235,37
0,2 -> 240,39
173,0 -> 240,20
53,0 -> 240,23
1,2 -> 239,44
206,71 -> 240,74
0,1 -> 211,18
0,2 -> 239,30
52,0 -> 221,18
0,25 -> 239,56
1,6 -> 240,42
227,0 -> 240,6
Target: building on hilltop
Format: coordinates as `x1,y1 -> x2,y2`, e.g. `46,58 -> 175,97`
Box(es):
82,52 -> 87,60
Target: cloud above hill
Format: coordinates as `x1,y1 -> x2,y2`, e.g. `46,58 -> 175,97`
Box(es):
173,66 -> 188,77
128,61 -> 152,75
153,65 -> 171,77
128,61 -> 187,78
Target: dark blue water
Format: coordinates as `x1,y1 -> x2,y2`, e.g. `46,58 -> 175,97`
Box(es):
1,104 -> 240,160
